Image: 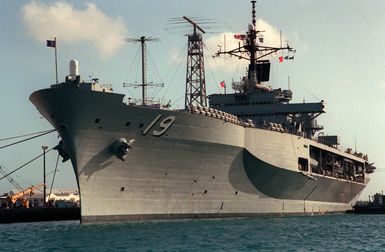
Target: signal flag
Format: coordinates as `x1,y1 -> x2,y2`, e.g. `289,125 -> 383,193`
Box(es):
46,40 -> 56,48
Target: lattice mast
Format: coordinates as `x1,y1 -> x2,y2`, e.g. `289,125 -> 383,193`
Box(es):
124,36 -> 163,106
140,36 -> 147,105
184,16 -> 207,108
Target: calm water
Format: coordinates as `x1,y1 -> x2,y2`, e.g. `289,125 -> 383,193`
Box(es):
1,214 -> 384,251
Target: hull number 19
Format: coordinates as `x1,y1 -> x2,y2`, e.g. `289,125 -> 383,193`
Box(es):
142,114 -> 176,136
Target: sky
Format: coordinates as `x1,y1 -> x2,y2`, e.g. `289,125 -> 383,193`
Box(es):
0,0 -> 385,200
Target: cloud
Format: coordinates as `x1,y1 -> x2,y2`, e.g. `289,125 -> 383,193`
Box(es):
21,1 -> 127,58
254,18 -> 285,47
377,79 -> 385,91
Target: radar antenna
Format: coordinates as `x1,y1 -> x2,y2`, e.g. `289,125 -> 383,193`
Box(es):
183,16 -> 207,108
123,36 -> 164,106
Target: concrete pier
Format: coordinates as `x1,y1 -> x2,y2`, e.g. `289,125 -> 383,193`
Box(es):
0,208 -> 80,223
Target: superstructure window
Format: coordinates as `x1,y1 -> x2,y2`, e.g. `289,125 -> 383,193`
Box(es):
298,158 -> 308,171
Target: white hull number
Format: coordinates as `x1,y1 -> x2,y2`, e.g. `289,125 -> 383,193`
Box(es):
142,114 -> 176,136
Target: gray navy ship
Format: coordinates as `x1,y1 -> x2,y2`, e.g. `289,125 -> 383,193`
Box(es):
30,1 -> 375,223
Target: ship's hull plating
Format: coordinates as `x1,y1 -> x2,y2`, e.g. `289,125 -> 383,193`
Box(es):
30,88 -> 366,223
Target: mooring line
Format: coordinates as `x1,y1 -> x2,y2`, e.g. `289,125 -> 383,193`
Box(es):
0,147 -> 54,181
0,129 -> 56,150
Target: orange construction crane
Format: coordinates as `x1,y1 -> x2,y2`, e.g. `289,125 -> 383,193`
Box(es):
10,183 -> 44,207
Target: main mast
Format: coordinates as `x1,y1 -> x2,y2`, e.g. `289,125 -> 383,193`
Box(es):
248,0 -> 258,88
215,0 -> 294,93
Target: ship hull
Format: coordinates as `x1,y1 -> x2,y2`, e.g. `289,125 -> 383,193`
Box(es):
30,88 -> 366,223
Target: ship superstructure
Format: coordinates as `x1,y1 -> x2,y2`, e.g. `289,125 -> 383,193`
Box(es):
30,1 -> 374,223
210,1 -> 321,138
207,1 -> 374,182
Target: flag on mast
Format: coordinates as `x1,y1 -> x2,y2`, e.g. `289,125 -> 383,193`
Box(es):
220,81 -> 226,94
233,34 -> 246,40
46,40 -> 56,48
46,37 -> 58,83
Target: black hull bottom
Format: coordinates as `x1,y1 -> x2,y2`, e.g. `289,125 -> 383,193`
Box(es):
82,211 -> 345,224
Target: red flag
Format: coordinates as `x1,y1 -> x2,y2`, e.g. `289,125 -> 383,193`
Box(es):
220,81 -> 225,88
279,56 -> 283,63
46,40 -> 56,48
234,34 -> 246,40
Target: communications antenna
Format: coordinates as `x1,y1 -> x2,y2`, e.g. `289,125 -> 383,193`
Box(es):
124,36 -> 164,106
183,16 -> 207,108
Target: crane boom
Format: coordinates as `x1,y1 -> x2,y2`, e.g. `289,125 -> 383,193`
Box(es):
10,183 -> 44,204
0,165 -> 23,191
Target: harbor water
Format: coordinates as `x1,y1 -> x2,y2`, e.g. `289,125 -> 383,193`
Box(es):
1,214 -> 384,251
